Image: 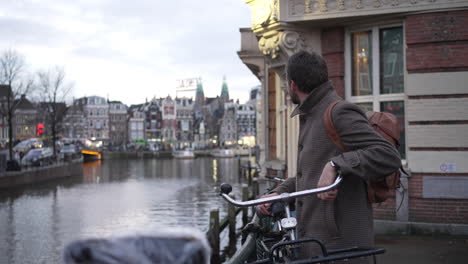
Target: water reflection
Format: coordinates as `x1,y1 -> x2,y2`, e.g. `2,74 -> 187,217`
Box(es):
0,157 -> 242,264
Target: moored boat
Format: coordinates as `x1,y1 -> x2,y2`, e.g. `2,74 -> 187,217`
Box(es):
211,149 -> 235,158
172,149 -> 195,159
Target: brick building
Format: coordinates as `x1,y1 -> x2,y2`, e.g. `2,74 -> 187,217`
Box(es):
144,99 -> 163,148
239,1 -> 468,227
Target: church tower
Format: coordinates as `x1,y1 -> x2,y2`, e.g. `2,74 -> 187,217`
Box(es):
194,78 -> 205,118
220,76 -> 229,103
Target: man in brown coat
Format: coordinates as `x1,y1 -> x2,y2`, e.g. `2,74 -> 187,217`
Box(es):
258,51 -> 401,262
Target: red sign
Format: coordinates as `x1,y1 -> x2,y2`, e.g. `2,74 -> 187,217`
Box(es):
36,123 -> 44,136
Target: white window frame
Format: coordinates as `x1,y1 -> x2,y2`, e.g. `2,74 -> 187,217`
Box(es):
345,23 -> 408,161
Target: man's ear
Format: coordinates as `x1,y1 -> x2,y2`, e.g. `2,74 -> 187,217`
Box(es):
290,80 -> 298,92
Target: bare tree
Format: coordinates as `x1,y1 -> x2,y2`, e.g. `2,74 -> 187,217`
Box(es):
37,66 -> 73,156
0,49 -> 34,161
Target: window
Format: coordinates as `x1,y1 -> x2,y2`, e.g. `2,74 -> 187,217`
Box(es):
346,25 -> 406,159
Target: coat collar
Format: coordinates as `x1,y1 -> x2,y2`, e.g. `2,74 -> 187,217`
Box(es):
291,80 -> 334,117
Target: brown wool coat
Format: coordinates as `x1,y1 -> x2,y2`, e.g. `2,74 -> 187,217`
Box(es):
273,81 -> 401,263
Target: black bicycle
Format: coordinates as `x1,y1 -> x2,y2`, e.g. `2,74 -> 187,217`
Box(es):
220,175 -> 385,264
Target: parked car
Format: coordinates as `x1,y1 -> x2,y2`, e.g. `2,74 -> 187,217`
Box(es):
13,138 -> 43,153
21,147 -> 54,167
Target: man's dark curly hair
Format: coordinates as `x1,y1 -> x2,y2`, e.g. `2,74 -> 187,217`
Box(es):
286,50 -> 329,93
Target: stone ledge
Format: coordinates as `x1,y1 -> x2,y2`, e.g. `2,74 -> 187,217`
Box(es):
375,220 -> 468,237
0,160 -> 83,189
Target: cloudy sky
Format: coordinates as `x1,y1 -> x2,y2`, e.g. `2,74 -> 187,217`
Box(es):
0,0 -> 260,105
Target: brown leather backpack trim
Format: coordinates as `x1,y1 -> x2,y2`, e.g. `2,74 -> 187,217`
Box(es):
323,100 -> 346,152
323,100 -> 401,204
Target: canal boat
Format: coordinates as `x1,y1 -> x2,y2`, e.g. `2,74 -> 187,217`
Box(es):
211,149 -> 235,158
82,149 -> 102,162
172,149 -> 195,159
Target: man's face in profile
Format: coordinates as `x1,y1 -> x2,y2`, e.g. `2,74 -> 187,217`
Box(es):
288,80 -> 301,105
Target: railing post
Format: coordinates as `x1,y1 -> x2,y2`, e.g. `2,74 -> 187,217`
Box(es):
242,184 -> 249,227
252,178 -> 259,198
209,209 -> 220,264
228,193 -> 236,240
237,155 -> 242,180
247,160 -> 252,185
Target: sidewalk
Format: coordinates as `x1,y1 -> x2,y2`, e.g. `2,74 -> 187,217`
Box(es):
375,235 -> 468,264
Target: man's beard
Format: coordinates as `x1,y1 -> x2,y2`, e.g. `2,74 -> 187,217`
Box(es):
290,91 -> 300,105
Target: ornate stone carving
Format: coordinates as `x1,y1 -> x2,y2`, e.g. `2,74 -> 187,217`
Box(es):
281,31 -> 307,55
305,0 -> 311,14
248,0 -> 277,29
273,0 -> 279,21
319,0 -> 328,12
355,0 -> 362,9
258,30 -> 308,60
284,0 -> 464,19
289,0 -> 305,16
338,0 -> 345,10
258,33 -> 281,59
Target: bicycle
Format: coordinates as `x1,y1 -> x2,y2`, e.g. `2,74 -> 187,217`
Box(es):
220,174 -> 385,264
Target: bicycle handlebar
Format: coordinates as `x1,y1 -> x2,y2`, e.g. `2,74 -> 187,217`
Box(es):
220,174 -> 342,208
265,175 -> 286,183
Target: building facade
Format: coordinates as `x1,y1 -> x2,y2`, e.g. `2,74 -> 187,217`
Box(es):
193,119 -> 208,149
14,95 -> 37,140
162,96 -> 176,149
108,101 -> 128,147
193,81 -> 209,149
127,104 -> 145,145
76,96 -> 109,142
175,97 -> 194,149
144,99 -> 163,148
219,102 -> 238,146
249,86 -> 263,151
0,85 -> 12,143
236,103 -> 256,146
63,101 -> 85,141
239,0 -> 468,225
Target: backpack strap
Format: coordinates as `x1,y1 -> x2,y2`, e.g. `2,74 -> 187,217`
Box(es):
323,100 -> 346,152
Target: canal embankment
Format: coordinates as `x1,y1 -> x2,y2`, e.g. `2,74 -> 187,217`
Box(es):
0,159 -> 83,189
101,151 -> 176,159
100,150 -> 248,160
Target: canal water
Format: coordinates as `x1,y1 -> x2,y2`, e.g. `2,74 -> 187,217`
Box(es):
0,157 -> 246,264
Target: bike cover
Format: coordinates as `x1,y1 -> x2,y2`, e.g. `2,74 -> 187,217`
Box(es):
63,229 -> 210,264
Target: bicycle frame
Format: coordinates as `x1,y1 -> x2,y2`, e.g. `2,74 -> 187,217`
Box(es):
220,174 -> 385,264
